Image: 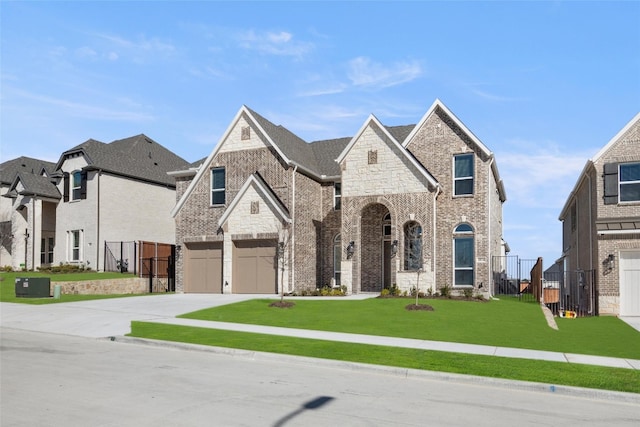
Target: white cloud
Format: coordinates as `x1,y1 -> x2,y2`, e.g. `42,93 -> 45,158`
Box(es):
347,57 -> 423,89
237,30 -> 313,57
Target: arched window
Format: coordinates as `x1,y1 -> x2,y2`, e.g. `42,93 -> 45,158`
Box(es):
382,213 -> 391,240
454,224 -> 474,286
404,221 -> 422,270
333,234 -> 341,285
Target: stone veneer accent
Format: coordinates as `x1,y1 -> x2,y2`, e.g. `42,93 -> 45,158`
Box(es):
52,277 -> 147,295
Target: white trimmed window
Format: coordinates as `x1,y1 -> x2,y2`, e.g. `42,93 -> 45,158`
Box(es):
454,154 -> 474,196
69,230 -> 82,262
620,162 -> 640,202
334,182 -> 341,210
403,221 -> 422,271
454,224 -> 474,286
211,167 -> 226,205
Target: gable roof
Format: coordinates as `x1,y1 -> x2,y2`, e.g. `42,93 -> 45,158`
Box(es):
559,112 -> 640,220
335,114 -> 439,190
0,156 -> 56,186
5,172 -> 61,200
218,173 -> 291,229
56,134 -> 189,187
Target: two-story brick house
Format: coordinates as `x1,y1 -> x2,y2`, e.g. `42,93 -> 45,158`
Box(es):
1,134 -> 189,271
172,99 -> 507,295
559,112 -> 640,316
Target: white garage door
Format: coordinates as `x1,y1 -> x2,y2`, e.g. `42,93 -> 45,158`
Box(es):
620,250 -> 640,316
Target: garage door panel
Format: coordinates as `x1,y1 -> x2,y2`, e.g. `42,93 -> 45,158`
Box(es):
620,251 -> 640,316
233,240 -> 276,294
185,242 -> 222,293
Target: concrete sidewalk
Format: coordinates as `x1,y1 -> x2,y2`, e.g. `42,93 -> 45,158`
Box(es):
2,293 -> 639,370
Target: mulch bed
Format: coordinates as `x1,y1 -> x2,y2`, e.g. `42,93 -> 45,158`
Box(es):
405,303 -> 434,311
269,301 -> 296,308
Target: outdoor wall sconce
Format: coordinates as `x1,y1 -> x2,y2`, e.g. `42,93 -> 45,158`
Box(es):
390,240 -> 398,258
607,253 -> 615,269
346,241 -> 355,259
602,253 -> 615,274
175,245 -> 181,251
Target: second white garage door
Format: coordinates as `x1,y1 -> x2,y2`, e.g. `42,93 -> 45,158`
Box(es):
620,250 -> 640,316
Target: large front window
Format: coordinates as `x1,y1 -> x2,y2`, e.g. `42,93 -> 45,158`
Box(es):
620,163 -> 640,202
454,154 -> 474,196
404,221 -> 422,271
454,224 -> 474,286
211,168 -> 226,205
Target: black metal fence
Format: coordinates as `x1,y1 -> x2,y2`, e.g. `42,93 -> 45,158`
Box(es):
542,269 -> 596,317
491,256 -> 539,302
140,256 -> 175,293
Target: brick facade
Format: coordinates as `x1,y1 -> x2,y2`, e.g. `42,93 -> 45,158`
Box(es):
174,102 -> 506,296
560,114 -> 640,315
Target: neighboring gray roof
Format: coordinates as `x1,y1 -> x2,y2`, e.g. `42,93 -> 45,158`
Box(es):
11,172 -> 61,199
0,156 -> 56,186
57,134 -> 189,187
385,125 -> 415,144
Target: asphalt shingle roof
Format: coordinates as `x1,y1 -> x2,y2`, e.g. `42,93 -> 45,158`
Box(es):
59,134 -> 189,187
14,172 -> 61,199
0,156 -> 56,186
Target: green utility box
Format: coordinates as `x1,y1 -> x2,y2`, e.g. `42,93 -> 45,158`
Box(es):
15,277 -> 51,298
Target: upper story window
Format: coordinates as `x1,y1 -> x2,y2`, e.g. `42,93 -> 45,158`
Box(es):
454,153 -> 474,196
211,167 -> 226,205
620,162 -> 640,202
403,221 -> 422,271
63,170 -> 86,202
334,182 -> 341,210
72,171 -> 82,200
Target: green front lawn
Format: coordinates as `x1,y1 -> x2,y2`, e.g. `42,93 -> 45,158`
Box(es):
179,297 -> 640,359
0,271 -> 141,304
130,321 -> 640,394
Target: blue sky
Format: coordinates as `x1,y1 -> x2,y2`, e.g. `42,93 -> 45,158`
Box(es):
2,1 -> 639,268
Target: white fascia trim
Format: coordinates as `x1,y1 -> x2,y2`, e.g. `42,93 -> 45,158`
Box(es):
591,112 -> 640,163
218,174 -> 292,229
335,114 -> 439,190
167,168 -> 199,178
402,99 -> 492,158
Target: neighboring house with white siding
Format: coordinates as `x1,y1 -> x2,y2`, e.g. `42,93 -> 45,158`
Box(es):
1,134 -> 188,271
171,99 -> 507,295
559,112 -> 640,316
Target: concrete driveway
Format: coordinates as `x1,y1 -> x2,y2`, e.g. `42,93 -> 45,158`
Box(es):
0,293 -> 262,338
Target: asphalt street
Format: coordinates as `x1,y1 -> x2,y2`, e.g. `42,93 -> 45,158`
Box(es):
2,329 -> 640,427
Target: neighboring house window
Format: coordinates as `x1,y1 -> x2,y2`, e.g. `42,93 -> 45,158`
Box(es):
69,230 -> 82,261
211,168 -> 226,205
333,234 -> 341,286
63,171 -> 86,202
454,224 -> 474,286
40,238 -> 46,264
334,182 -> 341,210
620,162 -> 640,202
454,153 -> 474,196
48,237 -> 54,264
404,221 -> 422,271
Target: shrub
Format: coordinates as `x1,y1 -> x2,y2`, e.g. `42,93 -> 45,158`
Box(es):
462,287 -> 474,299
439,284 -> 452,298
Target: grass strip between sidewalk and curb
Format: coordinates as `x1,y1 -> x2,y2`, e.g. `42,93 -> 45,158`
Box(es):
129,321 -> 640,394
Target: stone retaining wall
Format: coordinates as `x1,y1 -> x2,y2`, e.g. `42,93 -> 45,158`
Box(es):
52,278 -> 148,295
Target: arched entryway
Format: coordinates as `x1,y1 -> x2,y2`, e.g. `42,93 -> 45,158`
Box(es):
360,203 -> 393,292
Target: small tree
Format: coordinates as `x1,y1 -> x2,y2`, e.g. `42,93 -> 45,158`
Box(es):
277,221 -> 292,304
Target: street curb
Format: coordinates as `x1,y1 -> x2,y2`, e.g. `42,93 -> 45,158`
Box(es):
110,335 -> 640,404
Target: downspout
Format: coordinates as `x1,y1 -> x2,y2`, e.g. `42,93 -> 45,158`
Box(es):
291,165 -> 297,293
31,198 -> 35,270
432,185 -> 441,292
488,157 -> 494,296
96,169 -> 101,271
